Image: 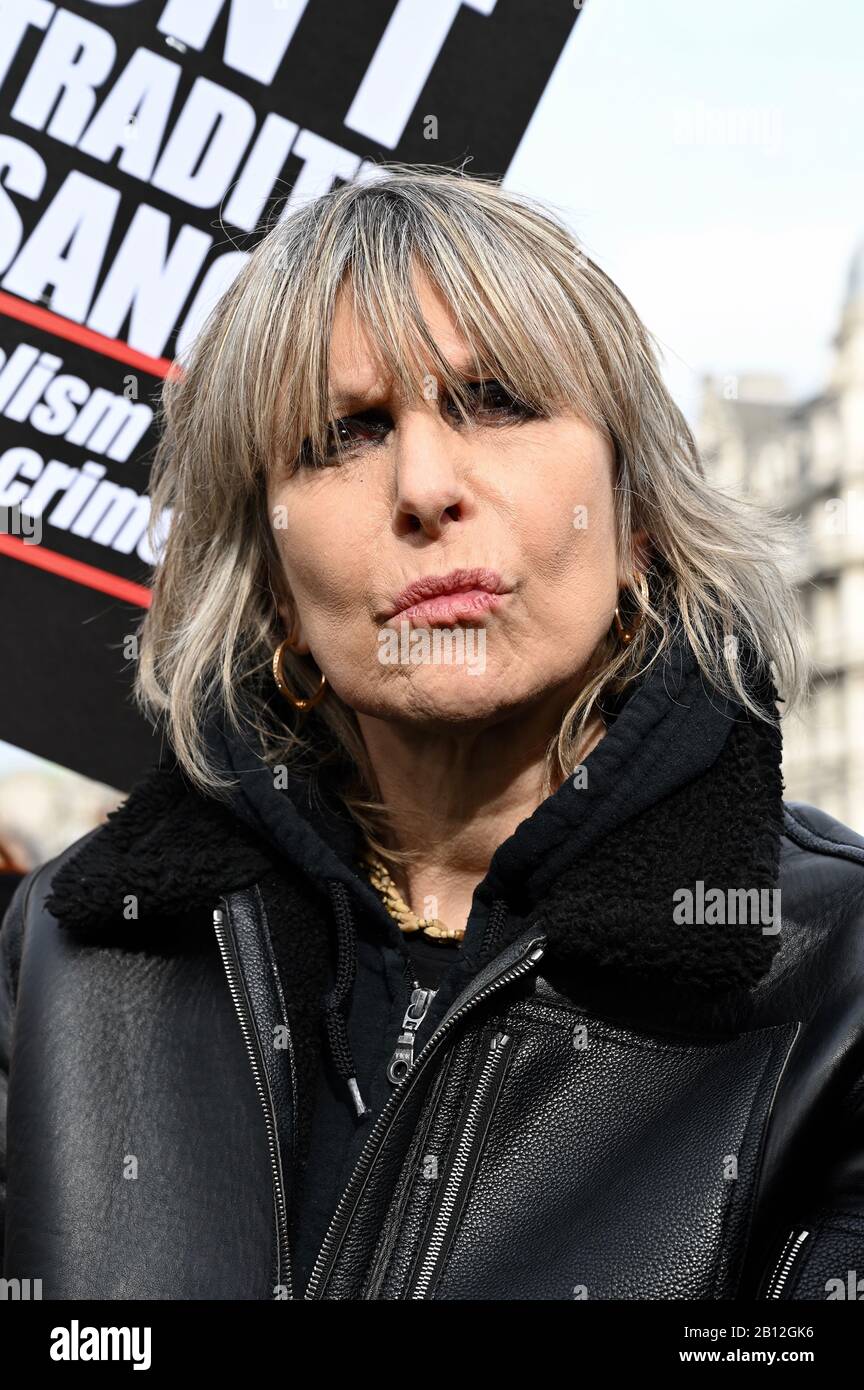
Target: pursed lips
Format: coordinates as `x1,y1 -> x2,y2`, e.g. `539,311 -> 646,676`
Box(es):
382,567 -> 511,626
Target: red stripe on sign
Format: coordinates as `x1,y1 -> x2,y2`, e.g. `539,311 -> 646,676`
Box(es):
0,532 -> 152,607
0,291 -> 180,379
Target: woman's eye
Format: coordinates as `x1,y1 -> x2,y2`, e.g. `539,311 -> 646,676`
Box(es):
446,379 -> 535,422
295,384 -> 535,468
328,410 -> 391,453
298,410 -> 391,466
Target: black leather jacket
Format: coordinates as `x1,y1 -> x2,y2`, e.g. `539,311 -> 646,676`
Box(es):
2,793 -> 864,1301
4,639 -> 864,1301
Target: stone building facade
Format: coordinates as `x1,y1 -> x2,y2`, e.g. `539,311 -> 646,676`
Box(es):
697,242 -> 864,834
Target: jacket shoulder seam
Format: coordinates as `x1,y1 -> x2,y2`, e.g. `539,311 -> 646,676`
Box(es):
783,805 -> 864,866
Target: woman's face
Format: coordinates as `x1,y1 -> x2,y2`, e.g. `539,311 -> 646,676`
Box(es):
267,275 -> 625,729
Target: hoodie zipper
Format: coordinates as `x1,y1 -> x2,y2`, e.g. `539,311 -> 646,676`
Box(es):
763,1228 -> 810,1298
387,983 -> 437,1084
408,1027 -> 514,1298
386,899 -> 509,1086
213,904 -> 293,1300
305,935 -> 546,1299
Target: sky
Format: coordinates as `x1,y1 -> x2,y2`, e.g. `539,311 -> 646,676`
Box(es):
505,0 -> 864,422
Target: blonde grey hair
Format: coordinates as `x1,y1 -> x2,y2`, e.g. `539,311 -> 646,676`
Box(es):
136,161 -> 809,861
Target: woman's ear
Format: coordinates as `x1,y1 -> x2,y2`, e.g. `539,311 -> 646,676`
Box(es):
631,528 -> 653,576
276,598 -> 311,655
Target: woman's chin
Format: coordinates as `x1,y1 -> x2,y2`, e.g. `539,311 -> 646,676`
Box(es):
362,669 -> 527,725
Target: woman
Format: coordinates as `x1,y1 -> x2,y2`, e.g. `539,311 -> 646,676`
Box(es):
2,165 -> 864,1302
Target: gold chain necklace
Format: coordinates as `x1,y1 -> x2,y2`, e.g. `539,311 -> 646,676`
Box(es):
361,847 -> 465,942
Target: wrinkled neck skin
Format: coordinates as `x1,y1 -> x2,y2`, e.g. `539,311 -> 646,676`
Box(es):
355,676 -> 607,932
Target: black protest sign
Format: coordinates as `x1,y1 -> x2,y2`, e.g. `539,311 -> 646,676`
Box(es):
0,0 -> 582,789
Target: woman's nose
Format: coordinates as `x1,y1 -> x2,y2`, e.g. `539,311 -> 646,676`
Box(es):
391,408 -> 471,537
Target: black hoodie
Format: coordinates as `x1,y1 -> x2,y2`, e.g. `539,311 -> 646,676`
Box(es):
199,628 -> 782,1287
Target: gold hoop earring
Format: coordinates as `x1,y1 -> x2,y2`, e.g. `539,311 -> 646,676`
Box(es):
272,637 -> 327,711
613,570 -> 650,645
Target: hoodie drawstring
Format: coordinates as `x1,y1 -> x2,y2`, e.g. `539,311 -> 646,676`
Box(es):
323,881 -> 370,1121
481,898 -> 510,963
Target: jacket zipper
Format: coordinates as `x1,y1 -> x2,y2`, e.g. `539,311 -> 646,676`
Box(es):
387,979 -> 437,1085
763,1228 -> 810,1298
408,1027 -> 514,1299
213,903 -> 293,1300
751,1020 -> 805,1301
304,935 -> 546,1299
362,1046 -> 459,1299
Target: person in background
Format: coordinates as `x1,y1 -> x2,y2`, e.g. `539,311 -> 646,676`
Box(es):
0,840 -> 24,922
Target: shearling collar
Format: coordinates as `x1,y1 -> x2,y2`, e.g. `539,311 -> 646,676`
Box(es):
45,641 -> 786,999
45,758 -> 282,930
524,707 -> 785,1001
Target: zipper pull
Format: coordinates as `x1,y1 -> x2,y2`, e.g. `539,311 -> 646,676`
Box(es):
387,985 -> 437,1085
